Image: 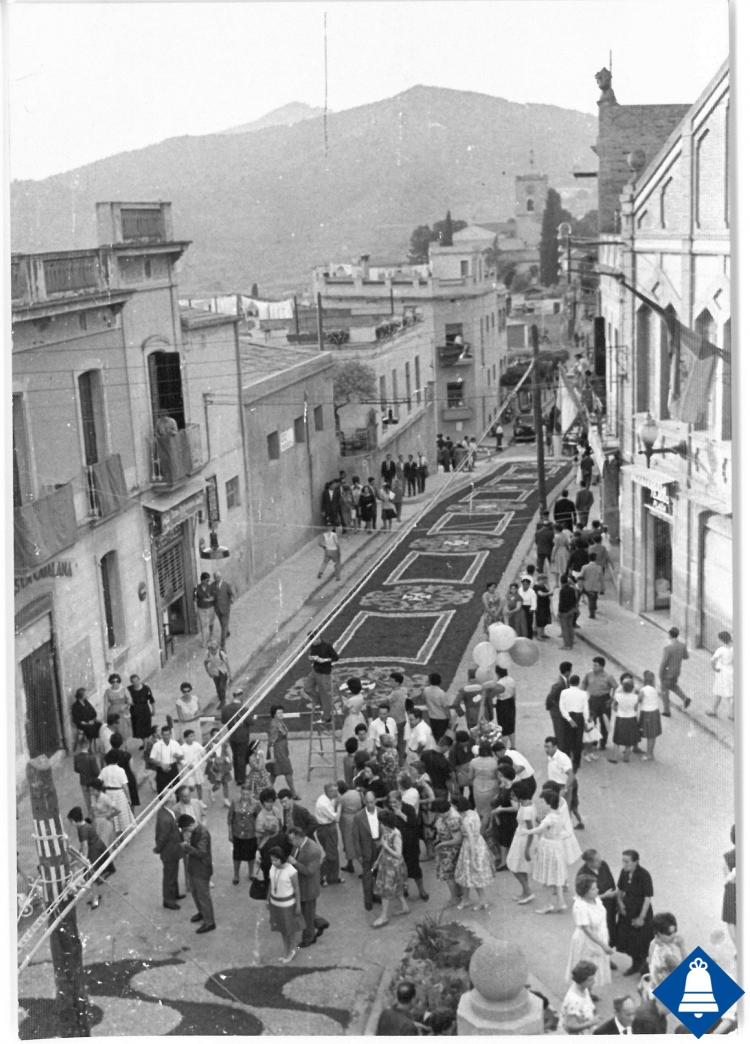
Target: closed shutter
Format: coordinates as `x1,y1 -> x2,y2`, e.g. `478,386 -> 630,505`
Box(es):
702,516 -> 732,649
21,635 -> 62,758
157,538 -> 185,604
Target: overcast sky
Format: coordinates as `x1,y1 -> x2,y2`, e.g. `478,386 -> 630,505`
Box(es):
6,0 -> 732,181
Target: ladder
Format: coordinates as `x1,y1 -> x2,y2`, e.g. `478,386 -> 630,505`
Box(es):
305,702 -> 340,781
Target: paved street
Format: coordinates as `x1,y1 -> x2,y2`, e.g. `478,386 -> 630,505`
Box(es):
17,449 -> 736,1036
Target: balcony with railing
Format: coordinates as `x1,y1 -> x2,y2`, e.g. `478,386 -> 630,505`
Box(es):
149,423 -> 205,489
438,342 -> 473,367
81,454 -> 129,521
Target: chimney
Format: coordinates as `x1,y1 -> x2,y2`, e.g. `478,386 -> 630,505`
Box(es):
360,254 -> 370,280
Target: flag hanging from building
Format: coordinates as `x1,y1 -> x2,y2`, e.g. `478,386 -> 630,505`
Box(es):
557,370 -> 582,436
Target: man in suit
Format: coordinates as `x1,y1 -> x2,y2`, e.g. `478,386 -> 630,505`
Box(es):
220,689 -> 250,786
553,489 -> 577,531
380,454 -> 396,484
594,995 -> 637,1035
153,791 -> 185,910
575,484 -> 595,527
177,814 -> 216,933
658,627 -> 691,716
212,570 -> 235,650
352,790 -> 381,911
546,662 -> 572,749
278,790 -> 319,837
286,825 -> 329,948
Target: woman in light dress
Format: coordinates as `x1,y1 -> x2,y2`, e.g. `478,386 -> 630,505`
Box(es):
481,582 -> 504,635
708,631 -> 734,720
526,789 -> 569,914
103,674 -> 132,742
337,779 -> 363,874
468,741 -> 500,830
340,686 -> 367,745
454,796 -> 494,911
550,524 -> 572,589
565,878 -> 614,989
98,755 -> 136,837
636,669 -> 662,761
560,960 -> 598,1034
540,781 -> 582,868
174,683 -> 202,742
372,813 -> 410,927
504,793 -> 536,904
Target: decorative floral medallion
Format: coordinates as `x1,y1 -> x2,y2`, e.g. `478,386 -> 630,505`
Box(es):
360,584 -> 474,612
409,534 -> 506,552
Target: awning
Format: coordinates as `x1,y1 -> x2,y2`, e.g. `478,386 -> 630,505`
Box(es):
142,480 -> 206,534
621,464 -> 680,490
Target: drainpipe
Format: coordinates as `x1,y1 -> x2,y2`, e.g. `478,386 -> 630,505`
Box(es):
233,320 -> 256,582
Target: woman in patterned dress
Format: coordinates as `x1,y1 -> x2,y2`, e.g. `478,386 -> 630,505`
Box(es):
526,788 -> 569,914
560,960 -> 598,1034
454,796 -> 494,911
373,813 -> 410,927
433,799 -> 464,906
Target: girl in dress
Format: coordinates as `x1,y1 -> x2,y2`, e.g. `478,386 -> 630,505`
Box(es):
560,960 -> 598,1034
227,782 -> 260,885
205,727 -> 232,806
267,847 -> 303,964
88,779 -> 118,853
565,878 -> 614,989
103,674 -> 132,742
636,669 -> 662,761
98,752 -> 136,837
540,781 -> 583,865
526,789 -> 569,914
481,582 -> 504,635
550,524 -> 571,589
174,682 -> 201,742
608,676 -> 640,763
372,812 -> 410,927
708,631 -> 734,720
503,788 -> 536,904
454,796 -> 494,911
432,798 -> 464,906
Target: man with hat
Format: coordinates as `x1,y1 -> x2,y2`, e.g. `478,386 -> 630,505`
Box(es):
220,688 -> 250,786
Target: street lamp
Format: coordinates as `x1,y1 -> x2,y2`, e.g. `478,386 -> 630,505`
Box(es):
638,413 -> 687,468
200,525 -> 230,559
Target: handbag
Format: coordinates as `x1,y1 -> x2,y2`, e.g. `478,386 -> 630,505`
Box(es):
248,855 -> 268,901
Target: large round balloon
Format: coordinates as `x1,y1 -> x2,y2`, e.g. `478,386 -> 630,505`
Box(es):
488,623 -> 517,652
509,637 -> 540,667
474,665 -> 495,684
472,641 -> 497,669
544,622 -> 562,639
495,651 -> 513,670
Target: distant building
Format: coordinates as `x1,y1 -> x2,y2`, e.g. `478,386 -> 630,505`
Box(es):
512,171 -> 548,247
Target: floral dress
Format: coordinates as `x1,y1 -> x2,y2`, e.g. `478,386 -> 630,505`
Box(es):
454,809 -> 494,889
98,764 -> 135,833
375,825 -> 407,899
434,810 -> 463,881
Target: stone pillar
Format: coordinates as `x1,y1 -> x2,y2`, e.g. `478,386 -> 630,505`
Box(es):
456,939 -> 544,1036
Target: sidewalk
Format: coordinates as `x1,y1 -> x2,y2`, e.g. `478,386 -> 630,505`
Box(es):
536,479 -> 735,752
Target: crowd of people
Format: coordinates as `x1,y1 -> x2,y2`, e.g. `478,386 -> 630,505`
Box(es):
320,456 -> 429,537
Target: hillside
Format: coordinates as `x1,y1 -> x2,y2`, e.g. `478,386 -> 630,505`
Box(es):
11,85 -> 597,294
221,101 -> 326,135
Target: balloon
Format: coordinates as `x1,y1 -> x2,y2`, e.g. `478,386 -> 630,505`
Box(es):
472,641 -> 497,669
474,665 -> 495,683
544,622 -> 562,639
495,651 -> 513,670
488,623 -> 517,652
509,637 -> 540,667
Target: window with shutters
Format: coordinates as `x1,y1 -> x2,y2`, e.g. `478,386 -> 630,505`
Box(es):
267,431 -> 280,460
314,405 -> 324,431
100,550 -> 125,648
226,475 -> 241,509
157,538 -> 185,603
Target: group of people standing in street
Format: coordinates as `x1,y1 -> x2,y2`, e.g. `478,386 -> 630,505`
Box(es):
319,455 -> 428,540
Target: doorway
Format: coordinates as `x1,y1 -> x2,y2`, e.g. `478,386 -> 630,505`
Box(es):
652,515 -> 673,611
21,639 -> 63,758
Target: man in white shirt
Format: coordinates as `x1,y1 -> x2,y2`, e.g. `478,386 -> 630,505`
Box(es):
519,577 -> 538,638
494,740 -> 536,798
404,708 -> 436,764
352,790 -> 381,910
368,703 -> 398,747
180,729 -> 205,799
149,725 -> 184,794
317,524 -> 342,582
559,674 -> 590,772
314,782 -> 342,886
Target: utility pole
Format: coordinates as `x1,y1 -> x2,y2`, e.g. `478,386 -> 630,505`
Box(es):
530,324 -> 547,512
26,756 -> 90,1036
316,292 -> 325,352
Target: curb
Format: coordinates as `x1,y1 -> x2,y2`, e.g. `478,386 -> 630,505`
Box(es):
351,962 -> 391,1036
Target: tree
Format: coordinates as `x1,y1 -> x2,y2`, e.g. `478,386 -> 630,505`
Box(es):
442,209 -> 454,246
250,282 -> 259,298
539,189 -> 573,286
408,216 -> 468,262
572,210 -> 598,238
332,360 -> 377,408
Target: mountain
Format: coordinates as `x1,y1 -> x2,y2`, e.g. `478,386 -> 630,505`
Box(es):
221,101 -> 326,135
11,85 -> 597,295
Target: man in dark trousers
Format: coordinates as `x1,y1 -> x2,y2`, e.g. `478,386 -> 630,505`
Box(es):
404,455 -> 417,497
286,825 -> 329,948
593,995 -> 637,1035
553,489 -> 577,531
352,790 -> 382,911
305,631 -> 339,722
178,814 -> 216,933
545,662 -> 572,751
580,447 -> 594,489
575,484 -> 595,527
212,570 -> 235,650
221,689 -> 250,786
558,575 -> 579,650
376,980 -> 419,1035
658,627 -> 691,716
380,454 -> 396,485
154,791 -> 185,910
534,511 -> 555,574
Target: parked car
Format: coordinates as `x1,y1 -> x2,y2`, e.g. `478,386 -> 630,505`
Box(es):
513,415 -> 536,443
